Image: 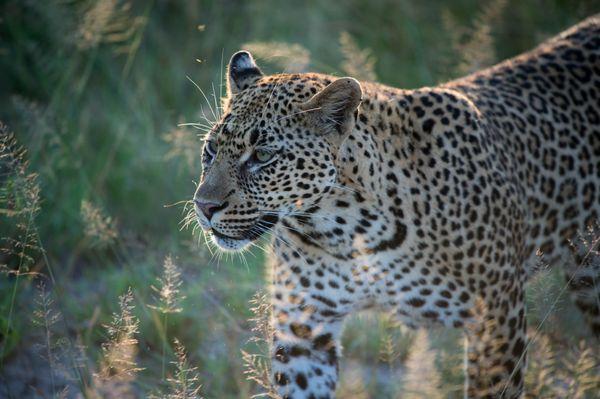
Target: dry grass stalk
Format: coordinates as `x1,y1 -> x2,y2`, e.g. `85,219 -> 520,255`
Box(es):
442,0 -> 506,76
524,333 -> 556,397
379,331 -> 400,373
562,341 -> 600,399
242,290 -> 279,398
163,124 -> 201,172
150,255 -> 184,315
94,287 -> 142,398
242,42 -> 311,73
32,281 -> 62,394
339,32 -> 377,82
77,0 -> 145,53
0,123 -> 41,275
80,199 -> 118,248
150,255 -> 185,380
337,366 -> 369,399
152,338 -> 203,399
401,329 -> 443,399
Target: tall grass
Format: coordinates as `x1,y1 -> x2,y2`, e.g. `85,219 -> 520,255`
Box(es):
149,256 -> 184,380
0,124 -> 41,368
156,338 -> 203,399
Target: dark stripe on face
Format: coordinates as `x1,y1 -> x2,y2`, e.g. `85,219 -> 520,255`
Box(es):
290,206 -> 320,226
221,115 -> 233,135
282,220 -> 324,250
249,129 -> 259,145
245,213 -> 279,240
366,220 -> 407,253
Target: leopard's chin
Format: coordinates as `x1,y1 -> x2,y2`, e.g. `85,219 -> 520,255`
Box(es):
208,213 -> 280,252
209,230 -> 252,252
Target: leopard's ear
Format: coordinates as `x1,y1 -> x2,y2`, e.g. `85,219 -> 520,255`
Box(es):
300,77 -> 362,142
227,51 -> 263,96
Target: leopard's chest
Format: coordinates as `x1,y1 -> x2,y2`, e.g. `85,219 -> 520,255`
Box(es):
275,194 -> 481,328
340,251 -> 475,328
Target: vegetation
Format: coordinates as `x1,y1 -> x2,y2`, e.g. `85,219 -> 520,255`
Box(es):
0,0 -> 598,397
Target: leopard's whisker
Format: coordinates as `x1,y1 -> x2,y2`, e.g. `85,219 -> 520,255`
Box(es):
186,75 -> 219,122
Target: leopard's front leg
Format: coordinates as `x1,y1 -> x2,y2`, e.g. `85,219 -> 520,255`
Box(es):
464,278 -> 527,399
268,253 -> 351,399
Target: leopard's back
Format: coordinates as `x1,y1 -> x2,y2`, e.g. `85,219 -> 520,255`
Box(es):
449,15 -> 600,269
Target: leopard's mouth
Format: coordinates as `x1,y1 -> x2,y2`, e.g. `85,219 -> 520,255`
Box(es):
208,213 -> 279,251
208,229 -> 251,252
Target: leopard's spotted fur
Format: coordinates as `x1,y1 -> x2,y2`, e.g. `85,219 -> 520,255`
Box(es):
192,16 -> 600,398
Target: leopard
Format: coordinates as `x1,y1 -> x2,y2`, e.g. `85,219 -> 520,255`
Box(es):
192,16 -> 600,399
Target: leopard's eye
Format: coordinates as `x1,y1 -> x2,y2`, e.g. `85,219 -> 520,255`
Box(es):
254,149 -> 273,163
205,140 -> 217,156
204,141 -> 218,163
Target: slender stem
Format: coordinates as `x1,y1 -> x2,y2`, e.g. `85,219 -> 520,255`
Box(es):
161,312 -> 168,380
44,296 -> 56,394
1,205 -> 34,366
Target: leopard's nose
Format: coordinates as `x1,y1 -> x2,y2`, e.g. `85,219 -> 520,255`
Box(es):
194,200 -> 227,221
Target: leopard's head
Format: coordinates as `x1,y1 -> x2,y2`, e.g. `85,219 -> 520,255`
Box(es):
193,51 -> 362,251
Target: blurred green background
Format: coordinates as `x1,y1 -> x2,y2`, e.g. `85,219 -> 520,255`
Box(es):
0,1 -> 598,398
